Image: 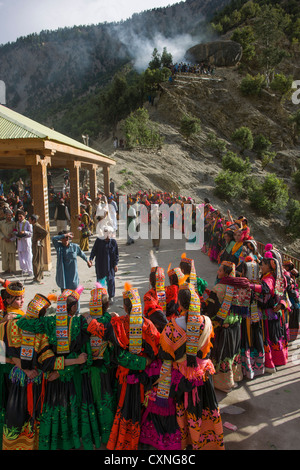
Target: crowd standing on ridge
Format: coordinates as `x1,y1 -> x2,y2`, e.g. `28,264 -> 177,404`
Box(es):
169,62 -> 216,76
0,176 -> 299,451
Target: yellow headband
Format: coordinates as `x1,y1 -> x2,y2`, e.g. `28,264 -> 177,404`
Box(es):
6,285 -> 25,297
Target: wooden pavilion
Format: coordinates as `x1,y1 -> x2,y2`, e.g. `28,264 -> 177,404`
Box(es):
0,105 -> 116,270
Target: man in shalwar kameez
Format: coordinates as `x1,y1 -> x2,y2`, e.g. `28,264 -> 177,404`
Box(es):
89,226 -> 119,302
14,210 -> 33,276
52,231 -> 92,296
0,209 -> 16,273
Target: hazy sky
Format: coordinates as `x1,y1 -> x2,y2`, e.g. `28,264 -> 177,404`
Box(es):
0,0 -> 183,45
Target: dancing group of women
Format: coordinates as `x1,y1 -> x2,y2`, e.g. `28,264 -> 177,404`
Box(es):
0,196 -> 299,452
0,253 -> 225,451
202,200 -> 300,392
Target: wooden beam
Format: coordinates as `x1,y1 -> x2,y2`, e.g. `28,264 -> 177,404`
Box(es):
68,160 -> 81,243
89,164 -> 98,203
43,140 -> 116,166
25,154 -> 52,167
103,165 -> 110,197
0,138 -> 115,163
30,155 -> 52,271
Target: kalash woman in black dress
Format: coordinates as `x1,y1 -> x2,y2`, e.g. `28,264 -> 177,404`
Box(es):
239,256 -> 266,379
1,293 -> 87,450
101,282 -> 160,451
139,282 -> 224,450
16,289 -> 94,450
203,261 -> 251,392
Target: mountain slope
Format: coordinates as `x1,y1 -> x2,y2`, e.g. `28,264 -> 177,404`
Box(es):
0,0 -> 231,120
101,67 -> 300,255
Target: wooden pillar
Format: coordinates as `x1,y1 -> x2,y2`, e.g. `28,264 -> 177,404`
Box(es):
89,164 -> 98,202
28,155 -> 52,271
68,160 -> 81,243
103,165 -> 110,197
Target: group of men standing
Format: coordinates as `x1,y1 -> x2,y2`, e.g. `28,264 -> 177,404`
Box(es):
0,207 -> 48,284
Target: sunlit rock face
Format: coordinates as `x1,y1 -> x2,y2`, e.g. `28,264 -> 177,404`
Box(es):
185,40 -> 243,67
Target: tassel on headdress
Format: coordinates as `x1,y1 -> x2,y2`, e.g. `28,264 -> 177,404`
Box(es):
264,243 -> 273,252
47,294 -> 57,302
75,285 -> 84,296
178,273 -> 189,286
123,282 -> 133,297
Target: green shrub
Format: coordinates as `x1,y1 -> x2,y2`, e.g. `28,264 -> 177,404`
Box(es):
122,108 -> 164,149
222,151 -> 251,173
231,26 -> 256,62
180,114 -> 201,142
286,199 -> 300,237
261,151 -> 276,170
249,173 -> 289,215
253,134 -> 272,155
232,126 -> 254,153
206,132 -> 227,156
214,170 -> 246,201
240,73 -> 266,96
270,73 -> 294,96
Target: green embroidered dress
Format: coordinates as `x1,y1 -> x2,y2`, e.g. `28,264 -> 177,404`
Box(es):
17,312 -> 147,449
17,314 -> 95,450
85,311 -> 147,446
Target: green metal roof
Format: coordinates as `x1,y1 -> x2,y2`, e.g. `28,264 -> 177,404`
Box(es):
0,105 -> 109,158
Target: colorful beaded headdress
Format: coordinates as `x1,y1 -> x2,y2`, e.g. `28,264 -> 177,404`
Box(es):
221,260 -> 236,277
56,289 -> 81,354
243,257 -> 260,323
89,284 -> 108,317
6,283 -> 25,297
123,282 -> 143,355
179,282 -> 202,362
21,294 -> 51,363
264,251 -> 286,297
157,282 -> 205,403
244,256 -> 260,282
245,239 -> 258,253
180,253 -> 197,286
89,284 -> 108,359
167,264 -> 185,284
151,266 -> 166,313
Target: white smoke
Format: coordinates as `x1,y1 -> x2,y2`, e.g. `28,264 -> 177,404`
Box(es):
126,32 -> 197,71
